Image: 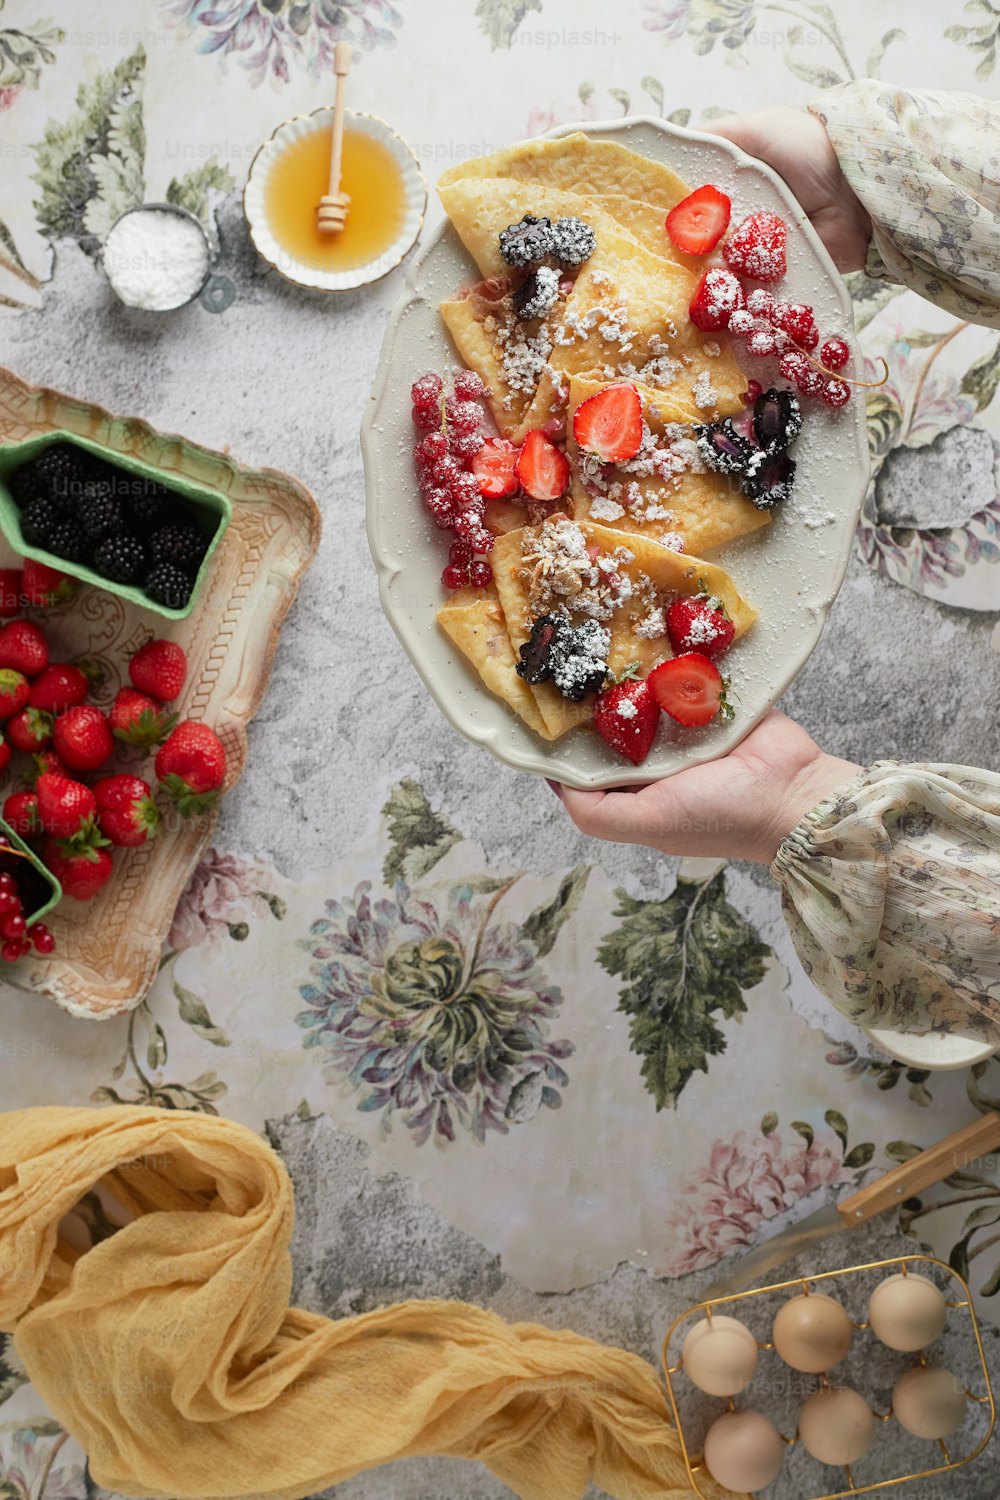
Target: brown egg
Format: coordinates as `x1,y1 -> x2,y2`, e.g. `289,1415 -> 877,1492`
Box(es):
703,1410 -> 785,1493
682,1314 -> 759,1397
868,1273 -> 947,1353
773,1292 -> 853,1373
893,1364 -> 967,1440
798,1386 -> 877,1466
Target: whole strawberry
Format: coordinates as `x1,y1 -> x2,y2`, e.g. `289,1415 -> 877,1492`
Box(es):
666,597 -> 736,661
22,559 -> 74,607
0,570 -> 22,618
0,735 -> 9,775
29,663 -> 90,715
109,686 -> 177,748
129,639 -> 187,702
594,679 -> 661,765
53,705 -> 115,772
6,706 -> 52,752
3,789 -> 40,838
0,621 -> 48,678
35,772 -> 98,840
155,721 -> 226,816
94,774 -> 161,848
42,838 -> 113,902
29,748 -> 70,784
0,670 -> 30,722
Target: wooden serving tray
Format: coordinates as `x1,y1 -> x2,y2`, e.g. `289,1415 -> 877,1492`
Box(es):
0,366 -> 321,1018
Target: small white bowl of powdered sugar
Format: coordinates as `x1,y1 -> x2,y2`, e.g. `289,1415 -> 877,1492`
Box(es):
101,203 -> 212,312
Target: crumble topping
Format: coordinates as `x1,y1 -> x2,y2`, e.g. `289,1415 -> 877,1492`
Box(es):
520,519 -> 636,621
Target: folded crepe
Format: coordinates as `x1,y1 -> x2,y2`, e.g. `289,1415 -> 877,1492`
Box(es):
566,374 -> 771,553
440,516 -> 756,740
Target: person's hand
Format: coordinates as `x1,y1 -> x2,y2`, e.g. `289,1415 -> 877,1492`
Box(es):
553,710 -> 860,864
706,108 -> 872,275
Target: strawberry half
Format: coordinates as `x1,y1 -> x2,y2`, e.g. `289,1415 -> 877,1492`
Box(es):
594,679 -> 660,765
572,383 -> 643,463
689,268 -> 745,332
648,652 -> 730,727
471,438 -> 520,498
666,598 -> 735,661
665,184 -> 731,255
515,429 -> 569,501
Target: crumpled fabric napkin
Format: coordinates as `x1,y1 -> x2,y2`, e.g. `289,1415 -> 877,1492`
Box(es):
0,1104 -> 717,1500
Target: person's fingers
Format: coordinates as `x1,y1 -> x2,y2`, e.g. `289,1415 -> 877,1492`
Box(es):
558,785 -> 659,845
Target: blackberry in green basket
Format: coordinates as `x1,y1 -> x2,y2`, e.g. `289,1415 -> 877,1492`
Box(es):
150,521 -> 206,572
126,483 -> 169,529
144,561 -> 193,610
21,496 -> 63,547
46,518 -> 89,564
93,533 -> 147,583
8,464 -> 45,508
34,444 -> 84,502
76,489 -> 125,541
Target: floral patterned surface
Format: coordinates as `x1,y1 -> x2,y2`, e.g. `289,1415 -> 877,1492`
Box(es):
1,1 -> 1000,1491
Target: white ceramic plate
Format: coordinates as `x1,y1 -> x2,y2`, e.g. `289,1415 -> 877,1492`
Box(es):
864,1026 -> 998,1073
244,108 -> 427,292
362,117 -> 871,789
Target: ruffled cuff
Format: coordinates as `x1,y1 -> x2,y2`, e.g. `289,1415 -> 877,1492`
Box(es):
809,82 -> 1000,328
771,761 -> 1000,1042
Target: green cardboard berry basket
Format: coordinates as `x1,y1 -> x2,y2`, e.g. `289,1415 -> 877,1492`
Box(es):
0,816 -> 62,926
0,431 -> 232,620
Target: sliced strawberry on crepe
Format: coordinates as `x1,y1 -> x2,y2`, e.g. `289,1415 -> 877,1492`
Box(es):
648,652 -> 731,727
515,429 -> 569,501
594,679 -> 660,765
471,437 -> 520,498
665,184 -> 731,255
571,383 -> 643,463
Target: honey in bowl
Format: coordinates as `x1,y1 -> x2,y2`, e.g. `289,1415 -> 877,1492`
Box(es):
263,121 -> 407,274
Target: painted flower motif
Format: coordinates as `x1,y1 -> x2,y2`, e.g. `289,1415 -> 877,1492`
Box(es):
161,0 -> 404,86
0,1428 -> 83,1500
641,0 -> 693,38
297,880 -> 573,1145
168,848 -> 271,951
0,86 -> 20,110
659,1127 -> 852,1275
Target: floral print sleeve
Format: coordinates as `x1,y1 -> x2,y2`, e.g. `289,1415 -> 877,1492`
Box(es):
808,82 -> 1000,328
771,761 -> 1000,1041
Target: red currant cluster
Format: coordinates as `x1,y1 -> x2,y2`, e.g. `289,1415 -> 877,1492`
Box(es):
728,290 -> 852,408
0,861 -> 54,960
411,370 -> 496,588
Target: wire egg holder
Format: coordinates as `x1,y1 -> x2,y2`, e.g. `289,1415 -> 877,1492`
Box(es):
662,1254 -> 995,1500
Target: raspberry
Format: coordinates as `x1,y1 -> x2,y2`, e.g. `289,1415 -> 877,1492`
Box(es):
795,366 -> 826,397
470,561 -> 493,587
411,372 -> 442,411
746,288 -> 774,319
727,309 -> 754,338
779,350 -> 812,383
449,539 -> 474,566
415,431 -> 448,469
772,300 -> 818,349
442,563 -> 467,590
820,337 -> 850,371
722,210 -> 787,283
445,398 -> 482,435
450,430 -> 485,463
452,370 -> 486,401
741,379 -> 763,405
821,377 -> 852,407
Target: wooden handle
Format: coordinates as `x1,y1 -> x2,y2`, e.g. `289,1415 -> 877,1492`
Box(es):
327,43 -> 352,196
837,1112 -> 1000,1227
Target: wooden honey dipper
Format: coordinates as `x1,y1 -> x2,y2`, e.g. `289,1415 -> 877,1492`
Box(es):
317,42 -> 352,234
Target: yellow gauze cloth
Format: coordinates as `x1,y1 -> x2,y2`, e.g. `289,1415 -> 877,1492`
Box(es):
0,1105 -> 719,1500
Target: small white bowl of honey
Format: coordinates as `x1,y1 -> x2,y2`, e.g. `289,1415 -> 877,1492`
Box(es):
244,108 -> 426,292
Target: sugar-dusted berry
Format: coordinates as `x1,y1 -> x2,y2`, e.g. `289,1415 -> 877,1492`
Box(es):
820,337 -> 850,371
821,377 -> 852,407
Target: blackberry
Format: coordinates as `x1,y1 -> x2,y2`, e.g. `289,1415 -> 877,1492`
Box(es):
126,482 -> 169,528
76,490 -> 126,541
516,614 -> 610,701
499,214 -> 553,269
21,496 -> 63,547
548,216 -> 596,267
513,265 -> 560,322
8,464 -> 45,508
694,419 -> 754,476
34,444 -> 84,500
752,387 -> 802,454
144,561 -> 193,610
743,449 -> 796,509
150,521 -> 206,572
46,518 -> 90,563
93,533 -> 147,583
516,613 -> 564,684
